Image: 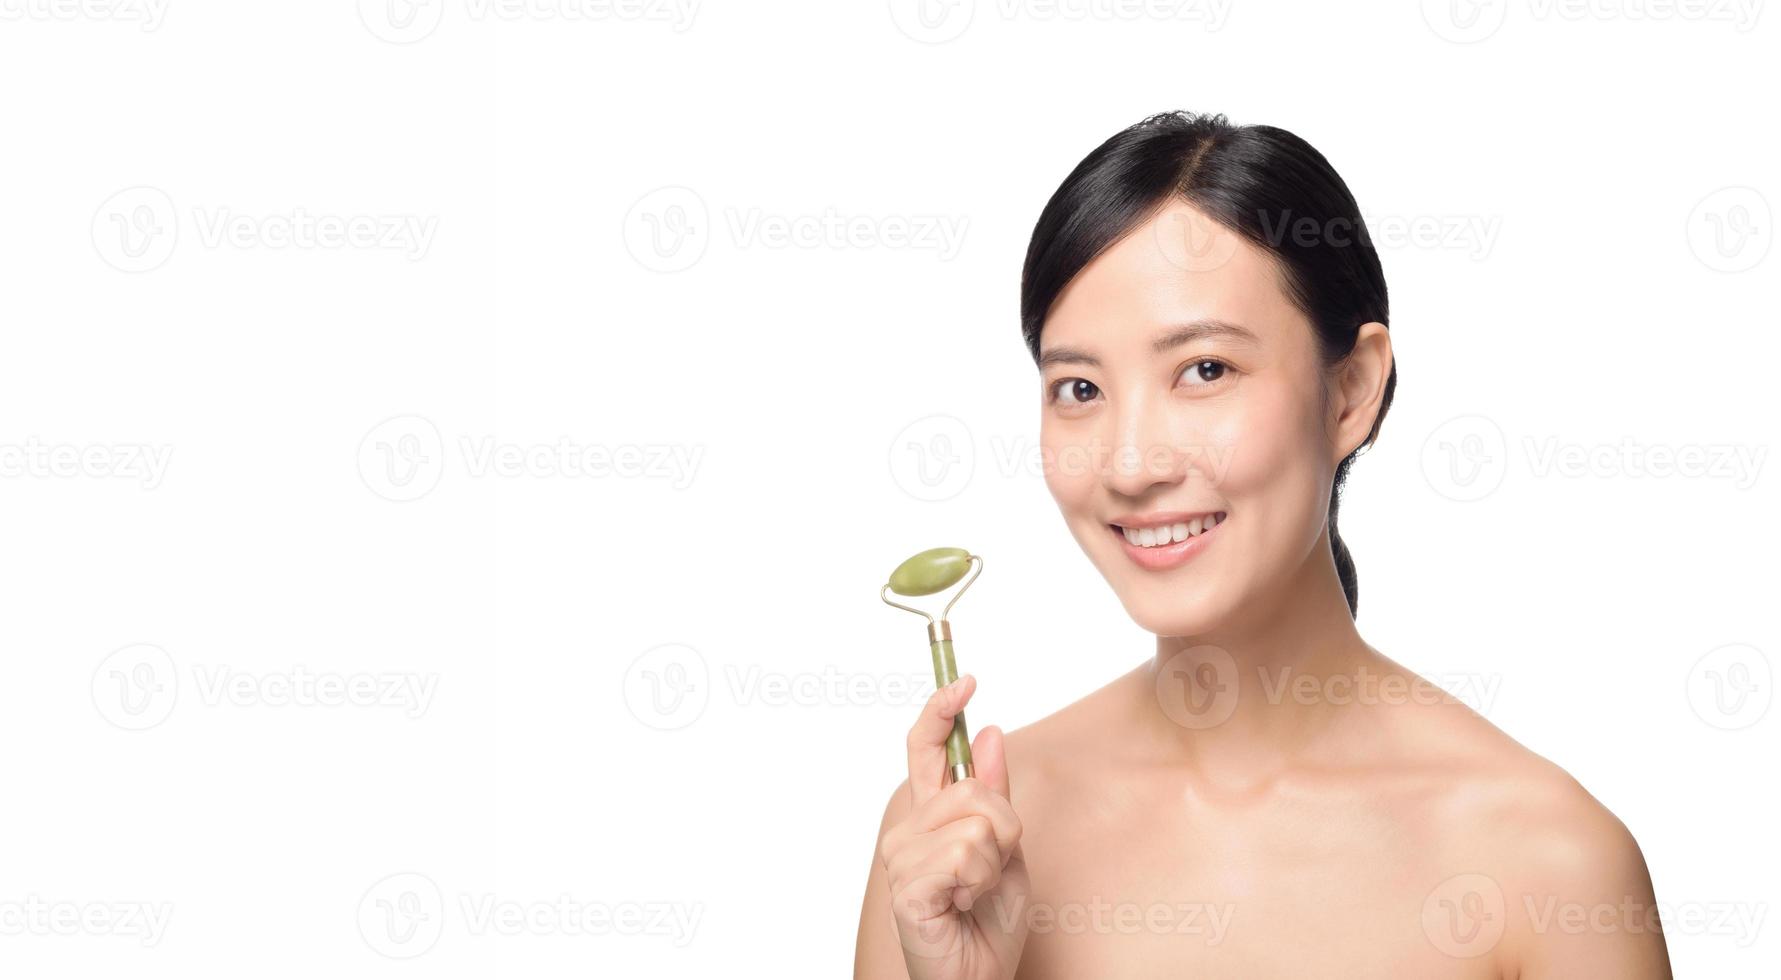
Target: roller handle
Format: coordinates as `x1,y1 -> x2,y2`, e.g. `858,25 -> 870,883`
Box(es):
929,633 -> 974,783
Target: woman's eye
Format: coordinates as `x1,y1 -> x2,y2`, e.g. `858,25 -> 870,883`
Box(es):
1179,359 -> 1229,387
1051,378 -> 1100,405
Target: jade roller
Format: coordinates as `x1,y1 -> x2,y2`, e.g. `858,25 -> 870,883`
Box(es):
881,547 -> 984,785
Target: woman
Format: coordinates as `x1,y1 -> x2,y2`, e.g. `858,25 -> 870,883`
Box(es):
854,112 -> 1671,978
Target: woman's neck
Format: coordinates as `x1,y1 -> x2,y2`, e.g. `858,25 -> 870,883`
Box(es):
1131,537 -> 1379,792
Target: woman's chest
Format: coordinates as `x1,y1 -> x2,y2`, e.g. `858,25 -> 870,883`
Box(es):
1008,791 -> 1505,979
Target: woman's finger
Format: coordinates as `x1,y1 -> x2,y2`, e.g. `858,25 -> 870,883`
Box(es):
905,673 -> 975,809
906,773 -> 1022,861
904,828 -> 1001,915
884,811 -> 1000,895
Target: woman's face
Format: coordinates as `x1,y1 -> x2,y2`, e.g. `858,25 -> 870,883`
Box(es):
1037,202 -> 1344,637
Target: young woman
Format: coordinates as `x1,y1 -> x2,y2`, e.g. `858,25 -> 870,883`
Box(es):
854,112 -> 1671,979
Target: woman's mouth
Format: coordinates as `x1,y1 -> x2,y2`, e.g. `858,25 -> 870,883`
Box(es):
1106,511 -> 1226,571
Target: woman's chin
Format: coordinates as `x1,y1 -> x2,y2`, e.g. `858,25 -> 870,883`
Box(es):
1120,590 -> 1229,639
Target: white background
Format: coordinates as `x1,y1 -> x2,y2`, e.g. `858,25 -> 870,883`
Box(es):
2,0 -> 1776,976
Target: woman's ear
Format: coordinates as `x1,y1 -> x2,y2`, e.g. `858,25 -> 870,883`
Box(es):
1332,322 -> 1393,463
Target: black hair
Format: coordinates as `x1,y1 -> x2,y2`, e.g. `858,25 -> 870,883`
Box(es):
1020,110 -> 1395,617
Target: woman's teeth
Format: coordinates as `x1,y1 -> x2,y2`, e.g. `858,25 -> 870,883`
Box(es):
1118,513 -> 1224,548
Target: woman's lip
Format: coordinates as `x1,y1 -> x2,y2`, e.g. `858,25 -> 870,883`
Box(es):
1109,516 -> 1223,571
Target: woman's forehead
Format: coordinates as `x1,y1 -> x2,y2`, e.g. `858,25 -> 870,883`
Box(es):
1043,206 -> 1307,355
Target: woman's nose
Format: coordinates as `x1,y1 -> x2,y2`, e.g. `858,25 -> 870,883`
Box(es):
1101,394 -> 1189,498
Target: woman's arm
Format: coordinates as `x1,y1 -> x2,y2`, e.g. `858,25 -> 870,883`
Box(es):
1503,787 -> 1673,978
855,779 -> 915,979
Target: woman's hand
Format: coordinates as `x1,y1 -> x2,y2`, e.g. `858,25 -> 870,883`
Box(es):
874,675 -> 1030,980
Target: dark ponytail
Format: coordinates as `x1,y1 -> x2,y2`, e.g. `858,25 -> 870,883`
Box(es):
1020,111 -> 1395,617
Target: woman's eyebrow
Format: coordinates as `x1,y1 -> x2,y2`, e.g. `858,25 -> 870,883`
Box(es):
1153,318 -> 1261,352
1036,345 -> 1099,370
1037,319 -> 1259,370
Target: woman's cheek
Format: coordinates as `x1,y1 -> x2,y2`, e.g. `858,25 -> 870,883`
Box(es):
1220,387 -> 1335,553
1197,395 -> 1286,498
1206,389 -> 1325,544
1195,411 -> 1247,494
1039,428 -> 1094,512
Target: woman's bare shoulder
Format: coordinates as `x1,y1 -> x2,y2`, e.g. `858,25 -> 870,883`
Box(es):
1379,675 -> 1639,841
1387,680 -> 1668,971
993,664 -> 1149,800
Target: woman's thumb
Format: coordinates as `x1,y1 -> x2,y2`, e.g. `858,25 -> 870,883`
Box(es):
970,724 -> 1013,799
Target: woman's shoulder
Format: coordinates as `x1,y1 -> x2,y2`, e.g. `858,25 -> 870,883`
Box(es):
1387,685 -> 1666,969
993,663 -> 1160,808
1394,687 -> 1652,888
994,667 -> 1130,771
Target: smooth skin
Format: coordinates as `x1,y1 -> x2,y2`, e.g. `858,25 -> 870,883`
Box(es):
856,202 -> 1672,979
